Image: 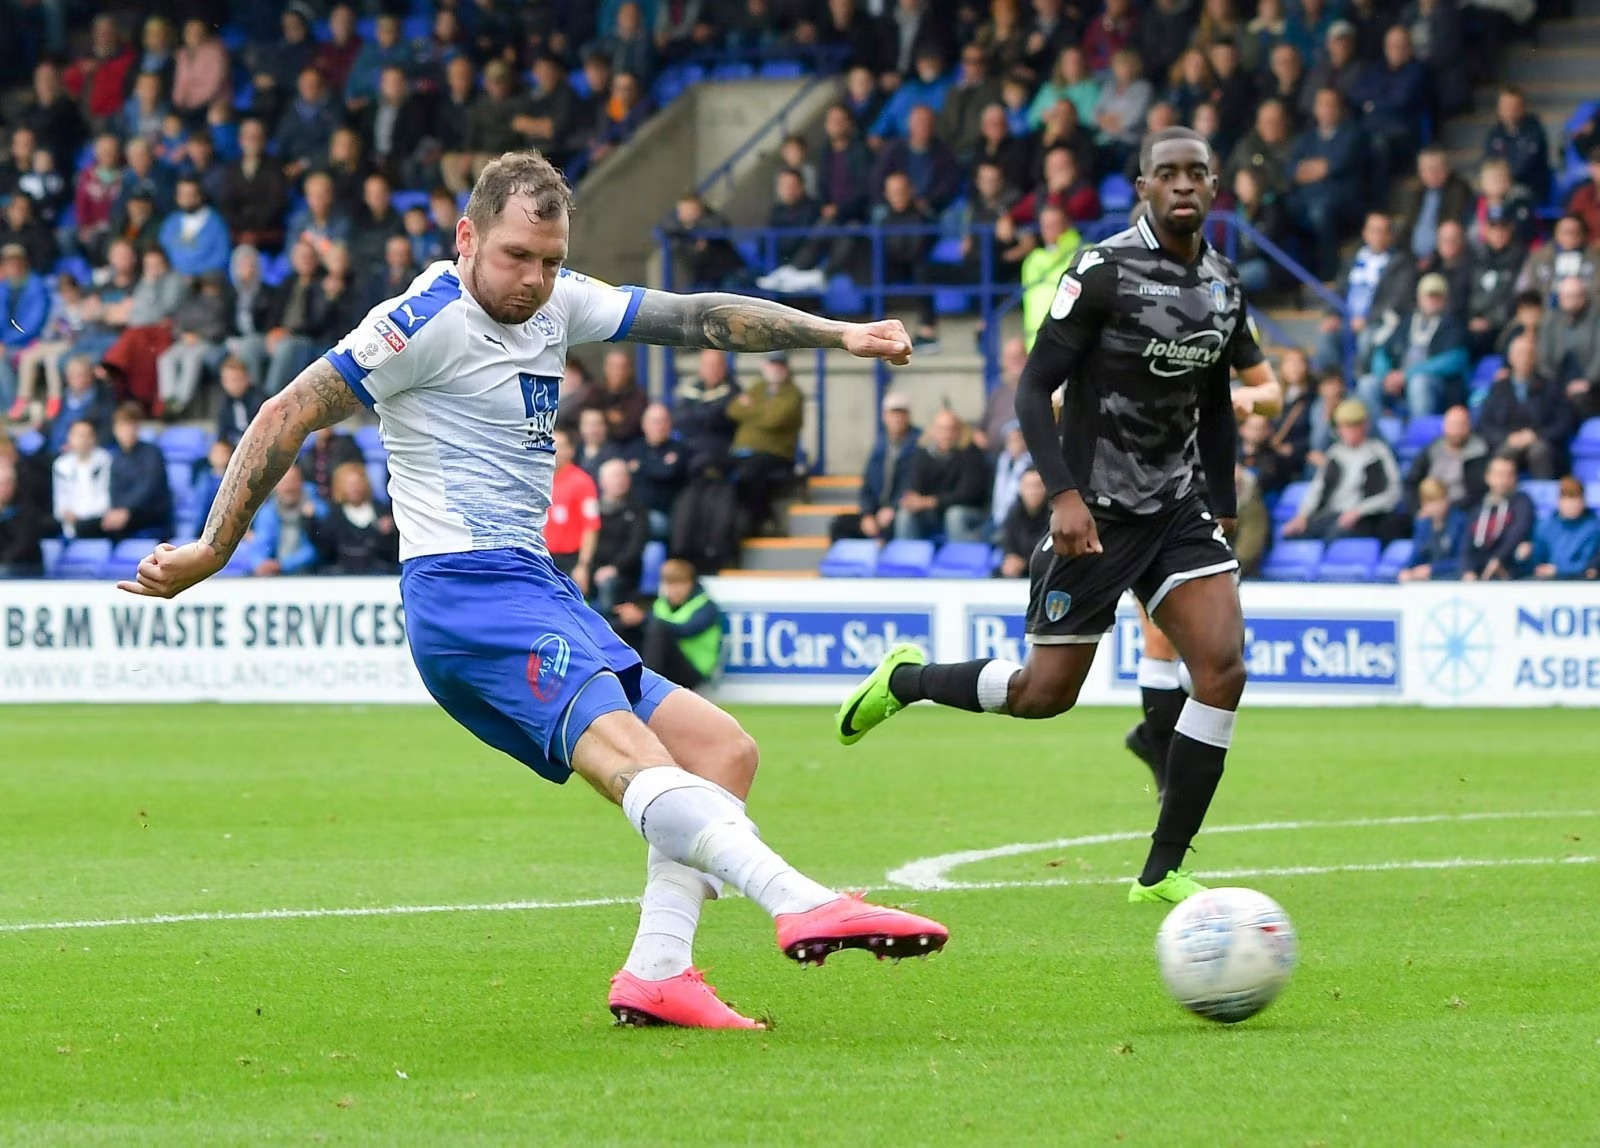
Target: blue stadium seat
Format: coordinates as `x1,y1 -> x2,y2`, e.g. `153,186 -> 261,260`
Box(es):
160,426 -> 210,465
356,16 -> 377,40
818,538 -> 878,577
1522,479 -> 1560,515
401,15 -> 430,41
1099,174 -> 1134,212
354,425 -> 385,460
14,428 -> 43,455
874,539 -> 934,577
1588,481 -> 1600,508
112,538 -> 152,567
261,250 -> 293,286
391,189 -> 430,214
930,237 -> 965,264
54,538 -> 113,579
1375,538 -> 1414,582
758,59 -> 807,79
1316,537 -> 1381,582
822,274 -> 865,315
1272,480 -> 1310,524
1572,417 -> 1600,459
1471,355 -> 1503,392
1260,539 -> 1324,581
933,289 -> 970,315
1376,415 -> 1403,447
640,540 -> 666,595
366,460 -> 389,498
40,538 -> 63,577
1574,456 -> 1600,484
1401,414 -> 1444,450
929,540 -> 995,578
54,254 -> 93,283
709,62 -> 755,82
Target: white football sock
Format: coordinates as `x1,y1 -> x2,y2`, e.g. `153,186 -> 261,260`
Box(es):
621,848 -> 715,981
622,767 -> 835,919
977,659 -> 1023,714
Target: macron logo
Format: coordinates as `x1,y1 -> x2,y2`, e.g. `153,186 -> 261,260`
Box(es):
1076,249 -> 1104,274
399,303 -> 422,328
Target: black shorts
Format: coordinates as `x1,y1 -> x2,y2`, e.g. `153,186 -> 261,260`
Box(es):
1025,493 -> 1239,644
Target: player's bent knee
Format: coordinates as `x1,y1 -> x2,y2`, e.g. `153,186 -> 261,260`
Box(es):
1188,651 -> 1247,707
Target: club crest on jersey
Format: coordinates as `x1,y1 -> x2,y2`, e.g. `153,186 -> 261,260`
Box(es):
525,632 -> 571,702
1051,275 -> 1083,319
1209,280 -> 1229,312
532,311 -> 557,338
1045,591 -> 1071,622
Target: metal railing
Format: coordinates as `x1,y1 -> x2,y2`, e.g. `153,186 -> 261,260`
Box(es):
651,208 -> 1337,472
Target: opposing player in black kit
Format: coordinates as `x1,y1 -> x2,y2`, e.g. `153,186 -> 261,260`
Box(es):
835,128 -> 1284,904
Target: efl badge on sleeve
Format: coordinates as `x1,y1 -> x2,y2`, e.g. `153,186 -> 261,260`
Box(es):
1051,275 -> 1083,320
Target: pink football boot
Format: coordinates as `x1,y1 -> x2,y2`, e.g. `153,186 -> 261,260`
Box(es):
775,893 -> 949,966
608,968 -> 764,1029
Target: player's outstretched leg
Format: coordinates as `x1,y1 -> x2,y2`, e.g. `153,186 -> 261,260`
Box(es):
1127,605 -> 1187,800
837,639 -> 1097,745
574,705 -> 949,971
611,683 -> 763,1028
1128,574 -> 1247,905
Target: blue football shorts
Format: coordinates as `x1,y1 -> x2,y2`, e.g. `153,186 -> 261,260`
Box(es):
401,547 -> 679,783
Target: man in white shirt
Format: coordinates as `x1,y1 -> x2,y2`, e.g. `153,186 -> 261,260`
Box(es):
117,150 -> 946,1031
51,420 -> 112,538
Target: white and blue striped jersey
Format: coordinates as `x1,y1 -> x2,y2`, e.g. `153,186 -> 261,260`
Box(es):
324,261 -> 643,562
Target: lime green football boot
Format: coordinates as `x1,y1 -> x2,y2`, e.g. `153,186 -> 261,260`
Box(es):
834,642 -> 926,746
1128,868 -> 1209,904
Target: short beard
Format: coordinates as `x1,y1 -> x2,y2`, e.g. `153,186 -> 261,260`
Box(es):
467,258 -> 537,326
1160,208 -> 1206,237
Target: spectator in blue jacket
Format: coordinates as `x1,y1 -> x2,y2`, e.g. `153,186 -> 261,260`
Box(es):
43,355 -> 113,457
344,14 -> 414,111
1483,86 -> 1551,206
247,466 -> 325,576
1517,476 -> 1600,579
214,356 -> 264,447
0,243 -> 49,411
273,68 -> 342,183
1350,26 -> 1429,179
869,48 -> 954,143
1287,87 -> 1364,281
1398,477 -> 1467,581
1462,453 -> 1537,580
104,402 -> 171,540
871,105 -> 963,214
833,391 -> 920,541
1477,332 -> 1578,479
1360,273 -> 1470,419
159,177 -> 231,278
633,402 -> 687,539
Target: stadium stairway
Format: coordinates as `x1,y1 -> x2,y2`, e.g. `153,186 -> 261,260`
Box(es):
1440,4 -> 1600,175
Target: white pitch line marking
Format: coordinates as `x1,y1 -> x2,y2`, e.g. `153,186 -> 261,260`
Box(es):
0,896 -> 637,935
885,810 -> 1598,890
1,812 -> 1593,936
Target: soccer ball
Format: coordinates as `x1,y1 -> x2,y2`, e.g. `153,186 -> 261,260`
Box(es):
1155,887 -> 1298,1023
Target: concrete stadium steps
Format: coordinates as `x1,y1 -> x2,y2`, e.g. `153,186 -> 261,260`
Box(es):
715,567 -> 819,579
1440,19 -> 1600,164
802,475 -> 863,505
737,534 -> 831,571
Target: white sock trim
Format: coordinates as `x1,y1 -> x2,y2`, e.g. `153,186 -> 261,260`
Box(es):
620,765 -> 716,835
977,659 -> 1023,714
1136,657 -> 1181,691
1175,698 -> 1236,749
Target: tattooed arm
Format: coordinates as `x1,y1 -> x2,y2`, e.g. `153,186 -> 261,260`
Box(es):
625,289 -> 914,362
117,360 -> 363,598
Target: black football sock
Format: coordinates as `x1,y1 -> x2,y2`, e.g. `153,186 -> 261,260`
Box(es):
1139,699 -> 1236,886
889,659 -> 990,712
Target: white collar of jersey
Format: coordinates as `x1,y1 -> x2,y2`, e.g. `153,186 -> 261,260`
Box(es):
1136,215 -> 1159,249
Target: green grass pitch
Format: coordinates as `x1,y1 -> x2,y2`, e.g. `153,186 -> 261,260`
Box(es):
2,704 -> 1596,1147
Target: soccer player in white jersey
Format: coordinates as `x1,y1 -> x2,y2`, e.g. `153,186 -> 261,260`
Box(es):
119,151 -> 948,1029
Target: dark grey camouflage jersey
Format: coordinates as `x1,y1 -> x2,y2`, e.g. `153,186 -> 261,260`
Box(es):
1023,216 -> 1263,516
